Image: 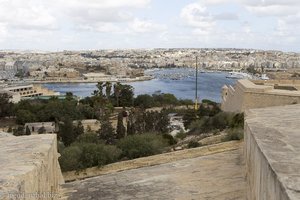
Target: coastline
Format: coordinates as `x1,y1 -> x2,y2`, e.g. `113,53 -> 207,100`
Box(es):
24,76 -> 154,84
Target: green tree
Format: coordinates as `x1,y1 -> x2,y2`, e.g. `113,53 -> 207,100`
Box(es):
152,93 -> 179,106
16,109 -> 37,125
59,118 -> 76,146
7,126 -> 13,133
74,121 -> 84,138
116,112 -> 126,139
113,83 -> 134,107
117,133 -> 168,159
93,82 -> 104,97
25,126 -> 31,135
97,113 -> 115,144
65,92 -> 74,101
105,82 -> 112,99
38,126 -> 46,134
134,94 -> 154,108
76,133 -> 101,144
183,109 -> 198,129
0,93 -> 13,118
59,145 -> 82,171
13,126 -> 24,136
113,82 -> 122,106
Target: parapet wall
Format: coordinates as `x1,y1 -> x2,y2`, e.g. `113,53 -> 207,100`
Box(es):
222,79 -> 300,112
245,104 -> 300,200
0,134 -> 64,200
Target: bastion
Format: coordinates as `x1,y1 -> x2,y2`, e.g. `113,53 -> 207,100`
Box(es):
222,79 -> 300,112
245,104 -> 300,200
0,133 -> 64,200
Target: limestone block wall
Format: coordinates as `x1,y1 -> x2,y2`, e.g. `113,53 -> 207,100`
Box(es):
242,92 -> 300,110
221,81 -> 247,112
245,105 -> 300,200
0,134 -> 64,200
244,125 -> 290,200
222,79 -> 300,112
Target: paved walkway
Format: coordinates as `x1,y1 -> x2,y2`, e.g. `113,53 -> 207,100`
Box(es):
62,149 -> 246,200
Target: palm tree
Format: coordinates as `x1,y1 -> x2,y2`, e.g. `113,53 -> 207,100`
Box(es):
113,82 -> 122,107
105,82 -> 112,99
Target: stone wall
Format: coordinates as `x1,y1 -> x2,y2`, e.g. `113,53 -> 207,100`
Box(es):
222,79 -> 300,112
245,105 -> 300,200
0,134 -> 64,200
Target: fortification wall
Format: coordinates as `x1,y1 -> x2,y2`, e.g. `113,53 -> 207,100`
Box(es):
221,82 -> 246,112
222,79 -> 300,112
0,134 -> 64,200
245,105 -> 300,200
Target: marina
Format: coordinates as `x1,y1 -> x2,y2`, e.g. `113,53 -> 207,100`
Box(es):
43,68 -> 237,102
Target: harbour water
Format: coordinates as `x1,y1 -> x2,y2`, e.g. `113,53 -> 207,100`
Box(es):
43,68 -> 236,102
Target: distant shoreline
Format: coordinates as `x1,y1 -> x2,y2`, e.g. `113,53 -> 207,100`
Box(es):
23,76 -> 154,84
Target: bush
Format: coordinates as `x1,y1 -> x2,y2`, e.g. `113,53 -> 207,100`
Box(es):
76,133 -> 102,144
188,112 -> 240,135
229,113 -> 244,128
175,131 -> 187,140
223,128 -> 244,142
188,118 -> 208,134
162,133 -> 177,145
187,141 -> 201,148
210,112 -> 235,130
59,145 -> 82,171
117,133 -> 168,159
59,142 -> 121,172
134,94 -> 155,108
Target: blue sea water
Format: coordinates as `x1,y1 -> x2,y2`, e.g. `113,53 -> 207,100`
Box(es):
43,68 -> 236,103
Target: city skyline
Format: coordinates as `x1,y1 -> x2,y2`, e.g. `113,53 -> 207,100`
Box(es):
0,0 -> 299,52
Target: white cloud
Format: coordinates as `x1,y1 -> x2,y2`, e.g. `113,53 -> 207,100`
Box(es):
214,12 -> 239,20
180,3 -> 215,35
0,23 -> 8,42
129,18 -> 167,33
59,0 -> 151,9
246,5 -> 299,16
78,23 -> 122,33
0,0 -> 57,30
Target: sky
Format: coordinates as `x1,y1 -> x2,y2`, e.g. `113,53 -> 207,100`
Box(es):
0,0 -> 299,52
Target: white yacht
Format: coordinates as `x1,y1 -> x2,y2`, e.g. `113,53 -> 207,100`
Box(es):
260,74 -> 270,80
226,72 -> 253,79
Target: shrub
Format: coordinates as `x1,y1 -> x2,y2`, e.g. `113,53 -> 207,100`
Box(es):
175,131 -> 187,140
78,143 -> 121,168
188,118 -> 208,134
210,112 -> 235,130
162,133 -> 177,145
134,94 -> 155,108
187,141 -> 201,148
59,145 -> 82,171
76,133 -> 102,144
117,133 -> 168,159
59,142 -> 121,172
223,128 -> 244,142
229,113 -> 244,128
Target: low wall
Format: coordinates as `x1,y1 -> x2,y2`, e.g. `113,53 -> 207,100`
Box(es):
245,105 -> 300,200
0,134 -> 64,200
222,79 -> 300,112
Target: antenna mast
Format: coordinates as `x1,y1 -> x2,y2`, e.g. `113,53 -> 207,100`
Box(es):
195,56 -> 199,110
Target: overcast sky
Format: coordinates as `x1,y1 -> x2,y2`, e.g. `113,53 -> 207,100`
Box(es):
0,0 -> 299,52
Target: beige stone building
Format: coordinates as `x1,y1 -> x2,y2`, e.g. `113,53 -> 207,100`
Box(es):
25,122 -> 57,134
73,119 -> 101,133
221,79 -> 300,112
2,84 -> 59,102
